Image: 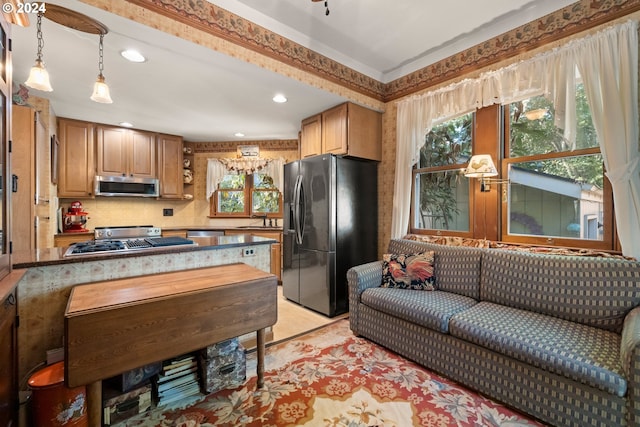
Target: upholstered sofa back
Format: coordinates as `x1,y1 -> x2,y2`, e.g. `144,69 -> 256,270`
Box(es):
388,239 -> 483,300
480,250 -> 640,333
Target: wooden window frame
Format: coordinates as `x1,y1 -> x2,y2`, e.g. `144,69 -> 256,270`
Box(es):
500,103 -> 615,250
209,173 -> 282,218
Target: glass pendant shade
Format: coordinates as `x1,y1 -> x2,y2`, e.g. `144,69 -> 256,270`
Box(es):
25,59 -> 53,92
90,74 -> 113,103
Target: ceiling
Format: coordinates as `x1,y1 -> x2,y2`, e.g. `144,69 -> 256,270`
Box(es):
9,0 -> 575,142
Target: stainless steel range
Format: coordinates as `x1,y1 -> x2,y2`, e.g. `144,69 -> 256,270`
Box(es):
64,225 -> 198,257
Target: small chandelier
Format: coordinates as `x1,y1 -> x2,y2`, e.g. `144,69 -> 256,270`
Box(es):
25,13 -> 53,92
90,33 -> 113,103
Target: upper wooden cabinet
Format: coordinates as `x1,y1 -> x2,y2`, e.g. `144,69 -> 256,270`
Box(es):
321,102 -> 381,161
299,102 -> 381,161
300,114 -> 322,158
157,134 -> 184,199
58,118 -> 95,198
96,125 -> 156,178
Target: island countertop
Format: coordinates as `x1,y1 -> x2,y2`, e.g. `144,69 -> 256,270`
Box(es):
12,234 -> 276,269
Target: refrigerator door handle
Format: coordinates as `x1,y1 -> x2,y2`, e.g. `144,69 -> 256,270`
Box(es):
298,177 -> 306,244
293,175 -> 303,245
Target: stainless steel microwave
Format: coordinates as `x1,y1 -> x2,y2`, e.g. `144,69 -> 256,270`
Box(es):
94,175 -> 159,197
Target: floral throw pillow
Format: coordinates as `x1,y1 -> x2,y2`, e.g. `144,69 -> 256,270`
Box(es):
381,251 -> 436,290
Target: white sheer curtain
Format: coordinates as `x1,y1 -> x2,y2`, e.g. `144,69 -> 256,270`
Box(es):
206,159 -> 227,200
392,21 -> 640,258
391,79 -> 481,238
574,21 -> 640,260
264,157 -> 284,194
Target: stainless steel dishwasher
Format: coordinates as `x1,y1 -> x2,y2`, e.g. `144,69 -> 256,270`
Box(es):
186,230 -> 224,238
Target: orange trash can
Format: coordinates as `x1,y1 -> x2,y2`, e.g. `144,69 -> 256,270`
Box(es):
27,361 -> 89,427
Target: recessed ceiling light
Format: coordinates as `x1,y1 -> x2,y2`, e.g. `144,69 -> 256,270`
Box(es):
120,49 -> 146,63
234,132 -> 245,137
119,122 -> 133,128
272,94 -> 287,103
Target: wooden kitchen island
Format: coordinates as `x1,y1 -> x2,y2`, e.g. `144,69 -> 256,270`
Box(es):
64,263 -> 277,426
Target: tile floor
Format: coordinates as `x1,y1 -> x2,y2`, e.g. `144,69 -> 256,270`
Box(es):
271,285 -> 348,343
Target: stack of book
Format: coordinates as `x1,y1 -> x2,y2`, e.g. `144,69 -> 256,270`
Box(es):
154,354 -> 200,406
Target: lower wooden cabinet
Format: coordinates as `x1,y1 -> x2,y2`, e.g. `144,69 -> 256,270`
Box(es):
0,278 -> 19,427
225,230 -> 282,282
54,233 -> 93,248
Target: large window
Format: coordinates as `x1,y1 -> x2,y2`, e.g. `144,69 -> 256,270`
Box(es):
503,86 -> 613,248
412,113 -> 473,233
409,87 -> 614,249
210,172 -> 282,217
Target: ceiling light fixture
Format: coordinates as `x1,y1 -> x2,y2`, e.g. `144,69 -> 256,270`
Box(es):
272,94 -> 287,103
24,13 -> 53,92
38,4 -> 112,102
234,132 -> 245,137
311,0 -> 330,16
121,49 -> 146,63
119,122 -> 133,128
91,33 -> 113,104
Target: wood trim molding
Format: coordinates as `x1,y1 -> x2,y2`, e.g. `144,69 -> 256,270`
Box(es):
117,0 -> 639,103
385,0 -> 640,101
126,0 -> 386,101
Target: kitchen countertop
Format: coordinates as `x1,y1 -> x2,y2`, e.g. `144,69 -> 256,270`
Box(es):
54,226 -> 284,237
12,234 -> 276,269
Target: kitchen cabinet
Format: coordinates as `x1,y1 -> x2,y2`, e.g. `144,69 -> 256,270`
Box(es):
225,229 -> 282,282
54,233 -> 92,248
12,105 -> 46,252
0,272 -> 22,427
161,229 -> 187,238
322,102 -> 381,161
157,134 -> 184,199
300,114 -> 322,158
96,125 -> 156,179
58,118 -> 95,198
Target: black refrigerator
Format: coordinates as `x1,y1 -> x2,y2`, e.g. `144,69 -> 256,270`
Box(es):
282,154 -> 378,317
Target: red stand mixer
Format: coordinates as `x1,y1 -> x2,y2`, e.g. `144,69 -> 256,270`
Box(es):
64,201 -> 89,233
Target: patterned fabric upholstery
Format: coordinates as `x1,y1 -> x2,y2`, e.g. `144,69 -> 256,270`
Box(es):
348,240 -> 640,426
347,260 -> 383,335
450,301 -> 626,396
361,288 -> 477,333
388,239 -> 483,299
621,307 -> 640,425
480,250 -> 640,333
358,306 -> 628,427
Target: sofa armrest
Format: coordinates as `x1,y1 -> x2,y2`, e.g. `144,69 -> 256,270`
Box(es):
347,260 -> 383,336
621,306 -> 640,426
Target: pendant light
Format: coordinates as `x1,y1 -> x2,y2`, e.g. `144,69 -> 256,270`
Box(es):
25,13 -> 53,92
90,33 -> 113,103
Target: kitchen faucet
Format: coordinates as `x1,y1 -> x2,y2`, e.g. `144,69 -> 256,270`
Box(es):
252,213 -> 267,227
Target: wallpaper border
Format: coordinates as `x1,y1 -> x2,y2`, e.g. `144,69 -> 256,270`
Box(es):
127,0 -> 640,102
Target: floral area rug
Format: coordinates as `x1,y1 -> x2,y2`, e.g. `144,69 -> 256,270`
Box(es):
119,319 -> 544,426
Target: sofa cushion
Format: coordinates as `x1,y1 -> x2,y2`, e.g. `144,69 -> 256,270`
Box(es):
388,239 -> 483,299
381,252 -> 435,290
361,287 -> 477,333
449,301 -> 626,397
480,250 -> 640,333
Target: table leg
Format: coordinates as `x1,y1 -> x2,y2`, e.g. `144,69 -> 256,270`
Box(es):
257,328 -> 265,388
86,380 -> 102,427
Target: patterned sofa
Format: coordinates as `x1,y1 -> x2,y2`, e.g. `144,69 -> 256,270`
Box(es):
347,238 -> 640,427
